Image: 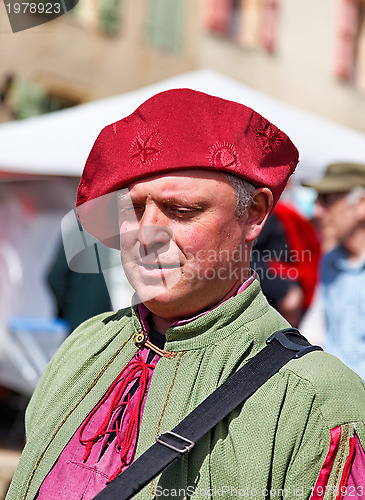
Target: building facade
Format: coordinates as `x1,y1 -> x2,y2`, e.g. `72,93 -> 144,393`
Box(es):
201,0 -> 365,133
0,0 -> 364,133
0,0 -> 199,122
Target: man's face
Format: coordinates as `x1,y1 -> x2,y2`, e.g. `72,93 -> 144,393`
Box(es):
313,191 -> 358,249
117,170 -> 252,321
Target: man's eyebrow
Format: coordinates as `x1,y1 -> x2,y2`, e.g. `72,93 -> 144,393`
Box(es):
163,194 -> 207,204
164,196 -> 190,204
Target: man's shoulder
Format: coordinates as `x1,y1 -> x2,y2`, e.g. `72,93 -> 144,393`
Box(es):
69,307 -> 134,340
25,307 -> 136,423
49,307 -> 135,367
282,350 -> 365,427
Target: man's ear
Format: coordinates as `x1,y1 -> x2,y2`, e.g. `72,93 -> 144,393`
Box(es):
243,188 -> 273,242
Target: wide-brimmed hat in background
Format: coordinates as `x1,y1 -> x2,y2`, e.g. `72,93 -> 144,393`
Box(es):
304,162 -> 365,193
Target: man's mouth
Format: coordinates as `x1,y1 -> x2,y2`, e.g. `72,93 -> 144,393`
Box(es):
138,262 -> 181,270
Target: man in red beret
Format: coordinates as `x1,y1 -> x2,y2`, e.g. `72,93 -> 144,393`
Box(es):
7,90 -> 365,500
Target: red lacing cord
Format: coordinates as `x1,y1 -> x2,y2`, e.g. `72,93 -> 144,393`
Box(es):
78,352 -> 154,481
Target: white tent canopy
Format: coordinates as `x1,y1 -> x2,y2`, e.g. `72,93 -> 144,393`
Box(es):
0,69 -> 365,181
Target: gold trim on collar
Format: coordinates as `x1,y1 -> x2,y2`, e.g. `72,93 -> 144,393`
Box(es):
133,331 -> 177,359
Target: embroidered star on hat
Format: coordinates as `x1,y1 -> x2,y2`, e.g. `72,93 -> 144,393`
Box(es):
255,120 -> 283,153
129,129 -> 162,165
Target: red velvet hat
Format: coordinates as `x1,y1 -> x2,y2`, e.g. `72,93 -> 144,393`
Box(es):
76,88 -> 299,248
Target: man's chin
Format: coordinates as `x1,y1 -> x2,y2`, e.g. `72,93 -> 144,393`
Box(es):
125,265 -> 183,296
133,283 -> 182,307
137,297 -> 182,322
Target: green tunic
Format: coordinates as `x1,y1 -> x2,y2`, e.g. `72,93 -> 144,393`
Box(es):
6,279 -> 365,499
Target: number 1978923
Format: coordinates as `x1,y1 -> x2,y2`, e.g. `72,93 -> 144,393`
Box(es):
6,2 -> 62,14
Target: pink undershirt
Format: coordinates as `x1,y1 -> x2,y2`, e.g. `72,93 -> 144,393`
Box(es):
37,274 -> 364,498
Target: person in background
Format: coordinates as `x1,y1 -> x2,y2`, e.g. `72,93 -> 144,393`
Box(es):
47,237 -> 112,334
251,200 -> 320,327
305,162 -> 365,380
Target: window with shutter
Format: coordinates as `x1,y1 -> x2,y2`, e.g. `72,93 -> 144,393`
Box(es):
204,0 -> 231,35
336,0 -> 358,80
9,79 -> 79,120
67,0 -> 122,36
99,0 -> 122,36
336,0 -> 365,91
204,0 -> 279,53
354,2 -> 365,89
147,0 -> 184,52
262,0 -> 278,52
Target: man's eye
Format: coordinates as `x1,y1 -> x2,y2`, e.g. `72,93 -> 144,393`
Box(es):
171,207 -> 198,217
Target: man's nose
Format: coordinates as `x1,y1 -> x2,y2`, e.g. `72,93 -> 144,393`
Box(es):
138,206 -> 173,249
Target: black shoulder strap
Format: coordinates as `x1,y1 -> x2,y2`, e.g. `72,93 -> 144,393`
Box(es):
93,328 -> 322,500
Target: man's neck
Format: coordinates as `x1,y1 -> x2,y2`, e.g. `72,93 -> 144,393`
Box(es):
150,315 -> 171,336
150,279 -> 244,335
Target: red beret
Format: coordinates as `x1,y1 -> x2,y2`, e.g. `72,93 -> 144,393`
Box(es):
76,88 -> 299,248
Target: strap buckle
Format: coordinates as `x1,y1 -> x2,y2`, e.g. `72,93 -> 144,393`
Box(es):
266,328 -> 323,358
155,431 -> 195,454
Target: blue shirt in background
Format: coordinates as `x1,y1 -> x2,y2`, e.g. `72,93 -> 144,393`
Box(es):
321,245 -> 365,380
